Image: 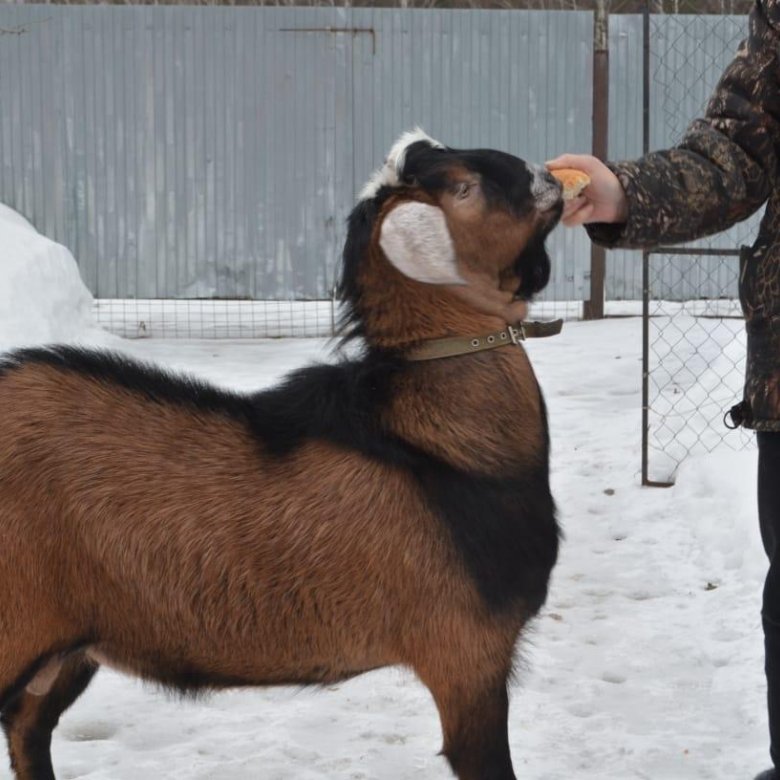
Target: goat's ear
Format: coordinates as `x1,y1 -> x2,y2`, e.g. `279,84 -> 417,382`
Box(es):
378,202 -> 465,285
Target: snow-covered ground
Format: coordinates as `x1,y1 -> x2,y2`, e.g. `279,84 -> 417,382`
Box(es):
0,208 -> 769,779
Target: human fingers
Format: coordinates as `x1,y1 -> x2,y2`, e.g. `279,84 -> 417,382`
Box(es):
549,155 -> 627,224
562,196 -> 586,221
562,201 -> 595,227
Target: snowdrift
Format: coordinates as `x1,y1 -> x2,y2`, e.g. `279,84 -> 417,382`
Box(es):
0,204 -> 105,351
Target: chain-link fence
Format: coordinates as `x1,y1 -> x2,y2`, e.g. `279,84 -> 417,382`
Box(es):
643,258 -> 751,483
642,7 -> 756,485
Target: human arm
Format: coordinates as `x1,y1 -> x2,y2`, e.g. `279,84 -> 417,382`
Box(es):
547,0 -> 780,249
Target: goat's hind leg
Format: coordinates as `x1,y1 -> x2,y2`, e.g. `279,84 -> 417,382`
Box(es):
424,669 -> 517,780
1,653 -> 98,780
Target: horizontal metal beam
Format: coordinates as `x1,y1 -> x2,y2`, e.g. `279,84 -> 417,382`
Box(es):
647,247 -> 741,257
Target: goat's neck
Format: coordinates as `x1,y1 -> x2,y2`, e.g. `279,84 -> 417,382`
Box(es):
384,347 -> 546,476
358,248 -> 531,349
361,284 -> 517,351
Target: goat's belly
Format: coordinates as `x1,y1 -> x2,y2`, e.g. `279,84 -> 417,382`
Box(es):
86,643 -> 393,692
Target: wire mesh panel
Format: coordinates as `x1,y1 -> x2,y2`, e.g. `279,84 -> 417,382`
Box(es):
645,254 -> 753,482
643,10 -> 758,484
93,299 -> 338,339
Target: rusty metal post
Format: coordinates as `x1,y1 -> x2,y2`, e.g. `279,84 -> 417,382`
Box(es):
642,0 -> 651,485
584,0 -> 609,320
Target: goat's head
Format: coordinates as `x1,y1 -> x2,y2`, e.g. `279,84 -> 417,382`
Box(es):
338,129 -> 562,350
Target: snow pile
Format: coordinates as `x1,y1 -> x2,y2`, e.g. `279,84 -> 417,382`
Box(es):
0,204 -> 105,351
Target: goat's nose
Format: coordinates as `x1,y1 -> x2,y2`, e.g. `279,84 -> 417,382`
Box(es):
530,165 -> 563,212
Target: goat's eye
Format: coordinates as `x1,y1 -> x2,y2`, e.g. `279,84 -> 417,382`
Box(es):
455,182 -> 472,199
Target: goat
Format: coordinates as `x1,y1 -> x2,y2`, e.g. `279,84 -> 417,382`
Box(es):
0,129 -> 563,780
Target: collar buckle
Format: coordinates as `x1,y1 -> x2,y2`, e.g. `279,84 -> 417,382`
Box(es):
507,324 -> 525,344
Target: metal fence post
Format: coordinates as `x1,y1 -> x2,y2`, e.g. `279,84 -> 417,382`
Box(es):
585,0 -> 609,320
642,0 -> 651,485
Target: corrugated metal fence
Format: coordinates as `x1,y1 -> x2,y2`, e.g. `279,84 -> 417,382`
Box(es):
0,6 -> 751,316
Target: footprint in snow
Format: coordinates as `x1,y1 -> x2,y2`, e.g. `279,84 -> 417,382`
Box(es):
61,720 -> 118,742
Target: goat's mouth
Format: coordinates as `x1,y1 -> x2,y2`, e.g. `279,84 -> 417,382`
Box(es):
532,200 -> 563,240
538,198 -> 564,222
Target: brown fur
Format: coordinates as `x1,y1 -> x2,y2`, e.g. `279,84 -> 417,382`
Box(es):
0,363 -> 522,693
386,350 -> 545,474
0,364 -> 524,778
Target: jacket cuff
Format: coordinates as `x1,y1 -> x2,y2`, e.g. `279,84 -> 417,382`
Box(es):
585,221 -> 628,248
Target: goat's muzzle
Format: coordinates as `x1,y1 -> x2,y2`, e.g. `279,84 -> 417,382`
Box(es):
531,166 -> 564,217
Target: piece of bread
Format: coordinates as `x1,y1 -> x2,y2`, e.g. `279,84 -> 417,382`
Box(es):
550,168 -> 591,201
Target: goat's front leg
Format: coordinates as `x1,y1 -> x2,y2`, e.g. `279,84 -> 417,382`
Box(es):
427,674 -> 517,780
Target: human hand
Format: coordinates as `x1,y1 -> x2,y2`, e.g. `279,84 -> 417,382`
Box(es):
546,154 -> 628,227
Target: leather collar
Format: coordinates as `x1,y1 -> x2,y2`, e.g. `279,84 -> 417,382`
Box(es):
405,319 -> 563,362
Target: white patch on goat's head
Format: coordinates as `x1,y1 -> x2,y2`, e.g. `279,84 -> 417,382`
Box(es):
530,163 -> 563,213
379,201 -> 464,286
359,128 -> 445,202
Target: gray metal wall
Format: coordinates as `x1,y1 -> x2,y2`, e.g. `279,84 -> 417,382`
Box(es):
0,7 -> 755,304
0,5 -> 594,302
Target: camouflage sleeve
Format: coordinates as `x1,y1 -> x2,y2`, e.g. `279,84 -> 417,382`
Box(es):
587,0 -> 780,249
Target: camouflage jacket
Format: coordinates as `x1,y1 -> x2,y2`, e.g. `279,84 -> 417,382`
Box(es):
588,0 -> 780,431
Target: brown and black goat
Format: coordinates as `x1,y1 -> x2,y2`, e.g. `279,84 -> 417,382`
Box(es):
0,129 -> 563,780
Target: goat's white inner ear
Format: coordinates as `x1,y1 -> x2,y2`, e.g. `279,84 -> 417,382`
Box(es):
378,202 -> 464,285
